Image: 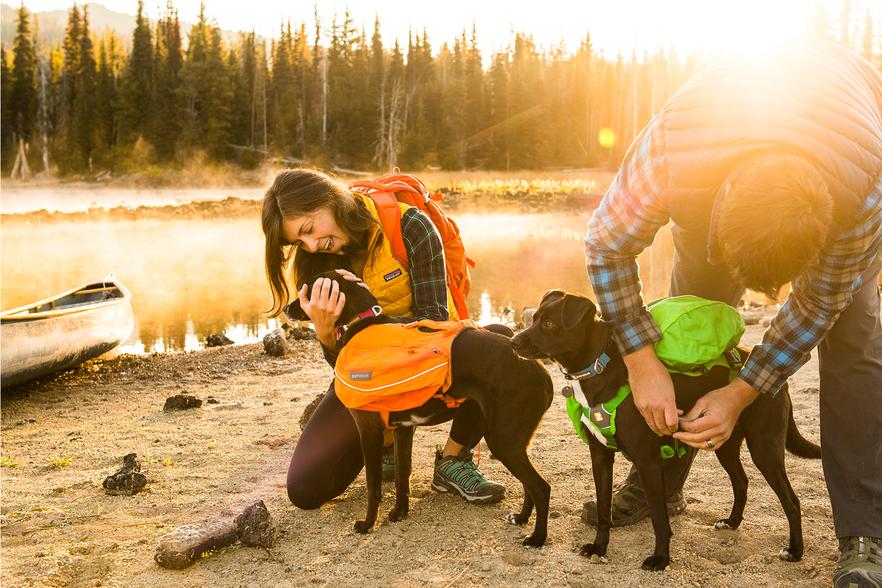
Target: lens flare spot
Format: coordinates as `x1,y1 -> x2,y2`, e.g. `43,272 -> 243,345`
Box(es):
598,128 -> 616,150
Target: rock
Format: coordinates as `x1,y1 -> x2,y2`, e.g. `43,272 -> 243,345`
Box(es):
287,327 -> 316,341
154,500 -> 276,569
206,396 -> 220,404
234,500 -> 277,548
163,394 -> 202,411
205,333 -> 234,347
299,392 -> 326,431
102,453 -> 147,496
263,329 -> 289,356
154,518 -> 239,569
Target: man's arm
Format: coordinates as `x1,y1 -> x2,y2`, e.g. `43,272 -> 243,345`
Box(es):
585,117 -> 671,354
742,186 -> 882,396
585,117 -> 678,435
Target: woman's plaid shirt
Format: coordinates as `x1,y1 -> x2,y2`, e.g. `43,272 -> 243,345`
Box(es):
585,121 -> 882,396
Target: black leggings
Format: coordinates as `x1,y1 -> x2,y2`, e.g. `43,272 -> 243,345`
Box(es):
286,383 -> 483,509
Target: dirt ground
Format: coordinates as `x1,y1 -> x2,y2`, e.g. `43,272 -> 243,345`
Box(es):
1,324 -> 835,587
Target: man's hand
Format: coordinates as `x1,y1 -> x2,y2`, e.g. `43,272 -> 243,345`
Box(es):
298,277 -> 346,348
674,379 -> 759,451
623,346 -> 679,436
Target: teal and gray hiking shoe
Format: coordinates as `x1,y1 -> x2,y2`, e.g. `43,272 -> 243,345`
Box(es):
834,537 -> 882,588
432,447 -> 505,504
382,445 -> 395,483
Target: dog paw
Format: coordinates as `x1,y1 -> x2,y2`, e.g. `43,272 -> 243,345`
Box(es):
579,543 -> 607,560
640,555 -> 670,571
388,506 -> 409,522
522,534 -> 546,548
714,518 -> 738,530
778,547 -> 802,562
353,520 -> 373,534
506,513 -> 529,526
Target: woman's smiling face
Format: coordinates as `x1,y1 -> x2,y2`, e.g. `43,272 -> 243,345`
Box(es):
282,207 -> 349,255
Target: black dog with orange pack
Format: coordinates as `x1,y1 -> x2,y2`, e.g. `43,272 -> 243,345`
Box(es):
286,255 -> 554,546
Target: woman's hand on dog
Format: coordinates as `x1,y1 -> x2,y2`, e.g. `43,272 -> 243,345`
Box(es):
298,277 -> 348,348
674,379 -> 760,450
623,346 -> 680,437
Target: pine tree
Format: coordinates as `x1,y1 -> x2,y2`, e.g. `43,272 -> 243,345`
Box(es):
151,3 -> 183,160
94,34 -> 121,157
69,5 -> 97,171
180,3 -> 233,159
117,0 -> 153,145
9,3 -> 38,145
1,49 -> 13,171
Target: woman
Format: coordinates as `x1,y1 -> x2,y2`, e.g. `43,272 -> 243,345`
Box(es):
262,168 -> 506,509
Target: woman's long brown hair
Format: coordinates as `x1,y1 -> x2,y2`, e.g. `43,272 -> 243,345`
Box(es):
262,169 -> 378,317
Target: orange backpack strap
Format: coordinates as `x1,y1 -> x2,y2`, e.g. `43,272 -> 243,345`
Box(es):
362,190 -> 409,268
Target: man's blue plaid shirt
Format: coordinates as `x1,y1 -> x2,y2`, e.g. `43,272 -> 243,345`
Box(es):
585,119 -> 882,396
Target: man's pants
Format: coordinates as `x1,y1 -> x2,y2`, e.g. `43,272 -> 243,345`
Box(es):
623,224 -> 882,538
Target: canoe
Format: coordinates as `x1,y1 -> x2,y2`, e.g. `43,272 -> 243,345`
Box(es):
1,276 -> 135,387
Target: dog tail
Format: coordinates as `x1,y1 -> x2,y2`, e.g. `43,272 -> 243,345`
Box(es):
785,401 -> 821,459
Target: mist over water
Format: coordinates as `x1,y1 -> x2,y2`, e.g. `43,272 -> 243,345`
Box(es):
1,207 -> 676,353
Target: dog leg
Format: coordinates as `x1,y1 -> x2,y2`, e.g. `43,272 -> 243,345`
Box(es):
485,435 -> 550,548
389,426 -> 414,522
506,488 -> 534,526
351,411 -> 385,534
746,436 -> 804,562
713,431 -> 748,530
636,460 -> 672,571
580,441 -> 614,562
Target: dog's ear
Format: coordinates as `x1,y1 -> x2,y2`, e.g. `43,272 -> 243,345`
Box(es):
559,295 -> 596,329
539,289 -> 566,307
283,299 -> 309,322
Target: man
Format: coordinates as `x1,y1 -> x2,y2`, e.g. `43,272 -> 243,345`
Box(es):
583,40 -> 881,587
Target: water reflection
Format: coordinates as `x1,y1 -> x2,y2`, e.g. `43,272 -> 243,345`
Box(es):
2,212 -> 678,352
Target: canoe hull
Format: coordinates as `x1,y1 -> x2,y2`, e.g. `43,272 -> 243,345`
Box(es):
1,281 -> 134,388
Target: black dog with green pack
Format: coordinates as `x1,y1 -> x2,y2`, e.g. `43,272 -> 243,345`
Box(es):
511,291 -> 820,571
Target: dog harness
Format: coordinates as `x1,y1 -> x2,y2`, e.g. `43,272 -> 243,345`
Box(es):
334,319 -> 477,428
565,296 -> 746,459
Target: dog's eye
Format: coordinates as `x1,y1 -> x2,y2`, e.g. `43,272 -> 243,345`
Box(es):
542,320 -> 555,330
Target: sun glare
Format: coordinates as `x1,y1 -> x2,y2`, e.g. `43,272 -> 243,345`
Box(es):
665,0 -> 818,59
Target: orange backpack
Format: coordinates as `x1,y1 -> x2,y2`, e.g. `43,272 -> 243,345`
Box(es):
334,320 -> 477,428
349,173 -> 475,319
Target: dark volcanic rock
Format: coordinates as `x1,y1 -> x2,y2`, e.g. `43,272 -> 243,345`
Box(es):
234,500 -> 277,548
163,394 -> 203,411
205,334 -> 234,347
262,329 -> 289,356
103,453 -> 148,496
154,518 -> 239,569
299,392 -> 326,431
286,326 -> 316,341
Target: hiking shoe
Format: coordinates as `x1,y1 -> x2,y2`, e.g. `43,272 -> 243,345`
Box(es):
581,481 -> 687,527
834,537 -> 882,588
432,447 -> 505,504
382,445 -> 395,483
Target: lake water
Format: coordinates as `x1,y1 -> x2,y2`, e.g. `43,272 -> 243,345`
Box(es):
1,201 -> 679,353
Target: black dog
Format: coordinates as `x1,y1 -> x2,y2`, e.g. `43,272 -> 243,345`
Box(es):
510,290 -> 820,570
287,258 -> 554,546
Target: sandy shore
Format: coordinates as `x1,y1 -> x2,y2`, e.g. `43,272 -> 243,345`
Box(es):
1,324 -> 834,587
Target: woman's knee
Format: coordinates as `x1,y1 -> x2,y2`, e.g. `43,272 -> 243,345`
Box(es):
483,323 -> 514,337
287,468 -> 325,510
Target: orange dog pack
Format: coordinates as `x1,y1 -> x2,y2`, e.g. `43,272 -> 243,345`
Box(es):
334,320 -> 478,427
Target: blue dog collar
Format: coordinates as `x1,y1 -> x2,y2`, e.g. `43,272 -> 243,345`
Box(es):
560,352 -> 611,381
